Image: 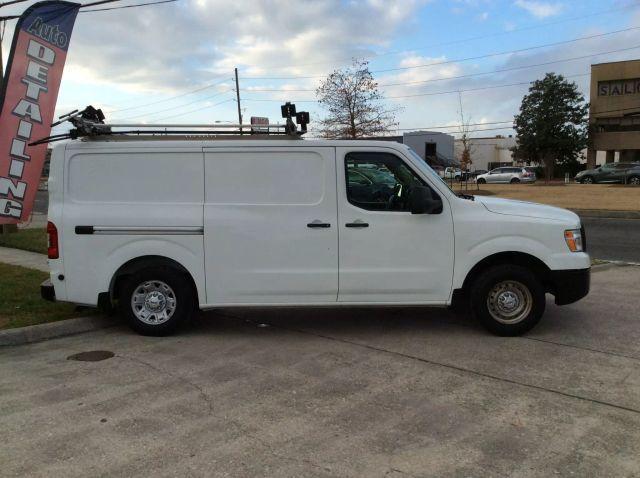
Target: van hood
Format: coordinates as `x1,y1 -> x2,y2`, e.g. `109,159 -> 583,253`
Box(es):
474,196 -> 580,225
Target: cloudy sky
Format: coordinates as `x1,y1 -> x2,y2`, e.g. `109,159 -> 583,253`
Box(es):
2,0 -> 640,137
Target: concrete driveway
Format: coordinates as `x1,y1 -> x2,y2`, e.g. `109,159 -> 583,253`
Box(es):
1,265 -> 639,477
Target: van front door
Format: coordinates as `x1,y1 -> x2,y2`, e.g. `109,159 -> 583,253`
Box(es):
203,147 -> 338,304
337,148 -> 454,303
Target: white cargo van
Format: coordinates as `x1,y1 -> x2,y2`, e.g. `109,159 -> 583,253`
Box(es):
42,138 -> 590,336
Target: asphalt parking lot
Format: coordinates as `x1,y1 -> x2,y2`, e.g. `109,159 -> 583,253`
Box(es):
2,264 -> 640,477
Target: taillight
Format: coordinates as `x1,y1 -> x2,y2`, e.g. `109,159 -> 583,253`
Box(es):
47,221 -> 59,259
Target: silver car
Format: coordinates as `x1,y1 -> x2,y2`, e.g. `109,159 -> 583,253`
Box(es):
476,167 -> 536,184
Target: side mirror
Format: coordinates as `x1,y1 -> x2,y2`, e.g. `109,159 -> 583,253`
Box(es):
410,186 -> 442,214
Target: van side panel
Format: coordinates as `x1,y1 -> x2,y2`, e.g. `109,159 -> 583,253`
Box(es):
61,148 -> 205,306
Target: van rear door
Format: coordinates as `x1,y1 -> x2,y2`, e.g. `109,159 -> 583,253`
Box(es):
203,146 -> 338,304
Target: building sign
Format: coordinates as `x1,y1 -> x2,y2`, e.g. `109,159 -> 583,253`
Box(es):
250,116 -> 269,133
0,1 -> 80,224
598,78 -> 640,97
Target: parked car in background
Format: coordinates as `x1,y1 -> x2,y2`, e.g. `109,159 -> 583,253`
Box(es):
575,162 -> 640,185
476,167 -> 536,184
443,167 -> 461,180
523,166 -> 538,178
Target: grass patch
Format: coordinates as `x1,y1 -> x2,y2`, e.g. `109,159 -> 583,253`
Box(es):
0,228 -> 47,255
0,262 -> 97,330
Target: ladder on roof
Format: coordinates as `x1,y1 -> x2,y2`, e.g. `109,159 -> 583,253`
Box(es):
30,102 -> 310,146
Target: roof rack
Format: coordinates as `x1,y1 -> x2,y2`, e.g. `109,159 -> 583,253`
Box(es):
30,102 -> 310,146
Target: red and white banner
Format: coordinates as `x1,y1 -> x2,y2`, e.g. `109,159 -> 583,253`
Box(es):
0,1 -> 80,224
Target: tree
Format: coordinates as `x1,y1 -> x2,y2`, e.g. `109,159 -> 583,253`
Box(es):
513,73 -> 588,182
456,92 -> 474,173
316,59 -> 398,138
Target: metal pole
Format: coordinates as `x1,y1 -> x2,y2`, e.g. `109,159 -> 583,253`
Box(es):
0,20 -> 18,235
0,19 -> 4,84
234,68 -> 242,134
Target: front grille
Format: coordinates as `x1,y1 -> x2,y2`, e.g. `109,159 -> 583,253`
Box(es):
581,224 -> 587,253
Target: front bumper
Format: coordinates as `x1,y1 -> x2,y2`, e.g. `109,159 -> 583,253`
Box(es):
549,268 -> 590,305
41,279 -> 56,302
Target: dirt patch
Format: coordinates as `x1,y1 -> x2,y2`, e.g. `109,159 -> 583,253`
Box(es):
457,183 -> 640,211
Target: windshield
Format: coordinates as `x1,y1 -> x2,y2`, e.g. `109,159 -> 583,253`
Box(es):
404,146 -> 455,194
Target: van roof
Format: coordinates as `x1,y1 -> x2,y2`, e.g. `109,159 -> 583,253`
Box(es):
63,139 -> 411,151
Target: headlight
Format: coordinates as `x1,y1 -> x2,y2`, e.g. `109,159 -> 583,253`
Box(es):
564,229 -> 583,252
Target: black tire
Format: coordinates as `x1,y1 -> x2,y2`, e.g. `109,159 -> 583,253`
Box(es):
118,266 -> 195,336
470,264 -> 545,336
628,175 -> 640,186
477,178 -> 486,184
580,176 -> 594,184
510,178 -> 520,184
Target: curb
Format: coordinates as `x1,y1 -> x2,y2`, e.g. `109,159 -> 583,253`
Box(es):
571,209 -> 640,219
0,316 -> 118,347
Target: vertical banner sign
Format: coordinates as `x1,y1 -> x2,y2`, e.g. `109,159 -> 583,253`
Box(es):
0,1 -> 80,224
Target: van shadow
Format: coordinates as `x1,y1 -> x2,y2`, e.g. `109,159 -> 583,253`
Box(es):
189,305 -> 485,339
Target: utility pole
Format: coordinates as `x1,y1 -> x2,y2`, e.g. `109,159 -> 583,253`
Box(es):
234,67 -> 242,133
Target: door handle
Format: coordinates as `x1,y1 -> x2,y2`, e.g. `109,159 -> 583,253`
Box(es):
345,220 -> 369,228
307,220 -> 331,228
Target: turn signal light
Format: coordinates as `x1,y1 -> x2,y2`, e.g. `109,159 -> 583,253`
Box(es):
47,221 -> 59,259
564,229 -> 583,253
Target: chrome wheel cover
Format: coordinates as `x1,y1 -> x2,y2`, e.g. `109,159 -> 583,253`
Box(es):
630,177 -> 640,185
131,280 -> 176,325
486,280 -> 532,324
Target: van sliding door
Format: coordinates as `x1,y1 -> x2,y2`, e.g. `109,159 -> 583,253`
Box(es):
202,147 -> 338,305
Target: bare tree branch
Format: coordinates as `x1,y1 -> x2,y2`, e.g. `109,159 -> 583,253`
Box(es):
316,59 -> 399,139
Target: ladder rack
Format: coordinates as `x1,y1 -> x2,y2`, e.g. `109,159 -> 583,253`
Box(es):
31,102 -> 310,146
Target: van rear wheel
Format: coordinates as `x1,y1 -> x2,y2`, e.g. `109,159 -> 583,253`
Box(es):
470,264 -> 545,336
119,266 -> 195,336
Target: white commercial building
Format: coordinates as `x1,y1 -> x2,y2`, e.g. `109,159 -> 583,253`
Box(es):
403,131 -> 456,167
454,135 -> 517,171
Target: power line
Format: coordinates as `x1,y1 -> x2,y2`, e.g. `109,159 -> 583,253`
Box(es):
397,121 -> 514,131
0,0 -> 176,20
109,75 -> 232,113
80,0 -> 122,7
241,72 -> 591,103
235,3 -> 637,73
238,44 -> 640,93
0,0 -> 28,8
153,97 -> 235,121
118,88 -> 234,120
81,0 -> 177,13
242,26 -> 640,80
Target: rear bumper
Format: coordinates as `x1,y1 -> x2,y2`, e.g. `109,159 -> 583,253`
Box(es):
41,279 -> 56,302
549,268 -> 590,305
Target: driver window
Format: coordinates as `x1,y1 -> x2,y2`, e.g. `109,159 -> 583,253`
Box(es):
345,152 -> 439,212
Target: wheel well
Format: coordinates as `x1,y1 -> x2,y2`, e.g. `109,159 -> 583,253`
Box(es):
108,255 -> 199,305
453,252 -> 553,306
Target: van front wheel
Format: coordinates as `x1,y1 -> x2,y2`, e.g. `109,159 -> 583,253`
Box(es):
470,264 -> 545,336
119,266 -> 195,336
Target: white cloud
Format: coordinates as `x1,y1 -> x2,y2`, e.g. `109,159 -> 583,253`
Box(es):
0,0 -> 428,97
514,0 -> 563,19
